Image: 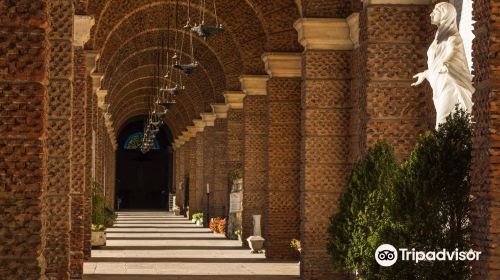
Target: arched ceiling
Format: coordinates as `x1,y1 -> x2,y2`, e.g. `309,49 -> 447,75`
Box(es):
86,0 -> 302,138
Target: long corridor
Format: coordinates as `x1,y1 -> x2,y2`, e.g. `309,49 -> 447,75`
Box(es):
83,212 -> 299,280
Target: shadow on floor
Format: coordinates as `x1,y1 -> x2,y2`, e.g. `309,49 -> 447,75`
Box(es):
88,257 -> 278,263
94,246 -> 243,250
84,275 -> 299,280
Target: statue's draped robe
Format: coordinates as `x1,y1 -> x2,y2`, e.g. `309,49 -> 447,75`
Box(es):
427,32 -> 474,128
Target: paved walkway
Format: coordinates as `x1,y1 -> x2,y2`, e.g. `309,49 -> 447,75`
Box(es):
83,211 -> 299,280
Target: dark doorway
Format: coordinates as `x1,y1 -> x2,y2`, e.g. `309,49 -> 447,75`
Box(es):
116,116 -> 173,210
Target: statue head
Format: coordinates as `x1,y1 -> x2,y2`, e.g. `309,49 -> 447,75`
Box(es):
431,2 -> 459,43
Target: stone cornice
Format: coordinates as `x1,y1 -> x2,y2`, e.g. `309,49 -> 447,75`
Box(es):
201,112 -> 216,126
96,89 -> 107,110
224,91 -> 246,110
210,104 -> 228,119
294,18 -> 354,50
85,51 -> 99,75
73,15 -> 94,47
193,119 -> 206,132
261,53 -> 302,78
239,75 -> 269,96
347,13 -> 360,49
91,72 -> 104,92
187,126 -> 197,138
364,0 -> 431,4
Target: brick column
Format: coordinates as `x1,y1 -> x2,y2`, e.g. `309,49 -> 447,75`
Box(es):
471,0 -> 500,278
45,1 -> 74,278
70,15 -> 93,278
360,0 -> 433,158
240,76 -> 269,244
295,17 -> 354,279
201,113 -> 217,218
0,1 -> 50,278
224,93 -> 245,238
262,53 -> 302,260
187,134 -> 198,218
193,120 -> 206,221
211,104 -> 229,217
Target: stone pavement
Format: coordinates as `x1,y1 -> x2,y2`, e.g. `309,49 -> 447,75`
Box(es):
83,211 -> 299,280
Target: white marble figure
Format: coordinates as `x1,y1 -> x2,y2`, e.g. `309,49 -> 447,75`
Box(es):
411,2 -> 474,129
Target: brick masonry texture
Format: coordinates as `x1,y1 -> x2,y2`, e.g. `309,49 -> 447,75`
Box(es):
226,109 -> 244,234
203,127 -> 216,219
470,0 -> 500,278
0,1 -> 50,279
265,78 -> 301,261
243,95 -> 267,245
300,49 -> 351,280
213,119 -> 228,217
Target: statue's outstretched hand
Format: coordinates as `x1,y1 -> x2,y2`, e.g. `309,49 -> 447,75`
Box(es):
411,71 -> 427,87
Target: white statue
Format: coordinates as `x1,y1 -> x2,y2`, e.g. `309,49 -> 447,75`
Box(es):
411,2 -> 474,129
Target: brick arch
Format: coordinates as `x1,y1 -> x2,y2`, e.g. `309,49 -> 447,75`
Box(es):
110,72 -> 202,119
111,87 -> 193,131
100,28 -> 241,91
104,48 -> 221,108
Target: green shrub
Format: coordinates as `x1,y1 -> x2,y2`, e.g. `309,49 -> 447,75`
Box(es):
92,181 -> 116,228
327,108 -> 472,280
192,212 -> 203,223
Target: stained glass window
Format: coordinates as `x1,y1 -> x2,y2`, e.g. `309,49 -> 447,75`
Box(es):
124,132 -> 160,150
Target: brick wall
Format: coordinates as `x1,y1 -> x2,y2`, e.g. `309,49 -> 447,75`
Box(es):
44,1 -> 74,278
83,75 -> 93,260
242,95 -> 267,244
265,78 -> 301,261
213,118 -> 228,217
0,1 -> 50,278
470,0 -> 500,278
203,127 -> 216,219
300,49 -> 352,279
70,47 -> 86,279
195,132 -> 205,218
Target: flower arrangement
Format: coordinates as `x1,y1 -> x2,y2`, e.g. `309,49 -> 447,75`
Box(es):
217,218 -> 226,235
192,212 -> 203,225
290,239 -> 301,252
209,217 -> 221,232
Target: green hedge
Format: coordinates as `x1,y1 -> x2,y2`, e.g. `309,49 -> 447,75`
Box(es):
328,108 -> 472,280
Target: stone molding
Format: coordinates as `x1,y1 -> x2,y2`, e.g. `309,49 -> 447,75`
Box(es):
96,89 -> 107,110
193,119 -> 206,132
347,13 -> 360,49
210,104 -> 229,119
224,91 -> 246,110
363,0 -> 432,5
261,53 -> 302,78
187,126 -> 198,138
294,18 -> 354,50
239,75 -> 269,96
85,51 -> 99,75
73,15 -> 95,47
91,72 -> 104,92
201,112 -> 216,126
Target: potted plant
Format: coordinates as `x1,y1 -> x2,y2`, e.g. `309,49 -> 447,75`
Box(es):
192,212 -> 204,226
217,218 -> 226,237
91,224 -> 106,247
209,217 -> 221,233
234,228 -> 241,241
290,239 -> 301,254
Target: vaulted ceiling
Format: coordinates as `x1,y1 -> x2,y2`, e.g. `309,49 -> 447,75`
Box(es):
85,0 -> 304,137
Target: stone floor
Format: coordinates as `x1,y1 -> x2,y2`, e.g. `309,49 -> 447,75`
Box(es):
83,211 -> 300,280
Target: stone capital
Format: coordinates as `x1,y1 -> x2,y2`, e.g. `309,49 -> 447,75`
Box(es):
201,112 -> 216,126
193,119 -> 206,132
91,72 -> 104,92
261,53 -> 302,78
364,0 -> 431,4
210,104 -> 229,119
85,51 -> 99,75
73,15 -> 95,47
96,89 -> 107,110
224,91 -> 245,110
187,126 -> 198,138
347,13 -> 360,49
294,18 -> 354,50
239,75 -> 269,96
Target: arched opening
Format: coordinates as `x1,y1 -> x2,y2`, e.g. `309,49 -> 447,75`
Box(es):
115,116 -> 174,210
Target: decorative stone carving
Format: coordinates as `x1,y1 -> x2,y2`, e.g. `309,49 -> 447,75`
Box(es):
187,126 -> 198,138
294,18 -> 354,50
85,51 -> 99,75
91,73 -> 104,92
73,15 -> 94,47
411,2 -> 474,128
224,91 -> 246,110
239,75 -> 269,96
211,103 -> 229,118
96,89 -> 108,110
262,53 -> 302,78
201,112 -> 216,126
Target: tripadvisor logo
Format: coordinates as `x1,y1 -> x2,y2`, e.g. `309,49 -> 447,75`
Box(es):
375,244 -> 481,267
